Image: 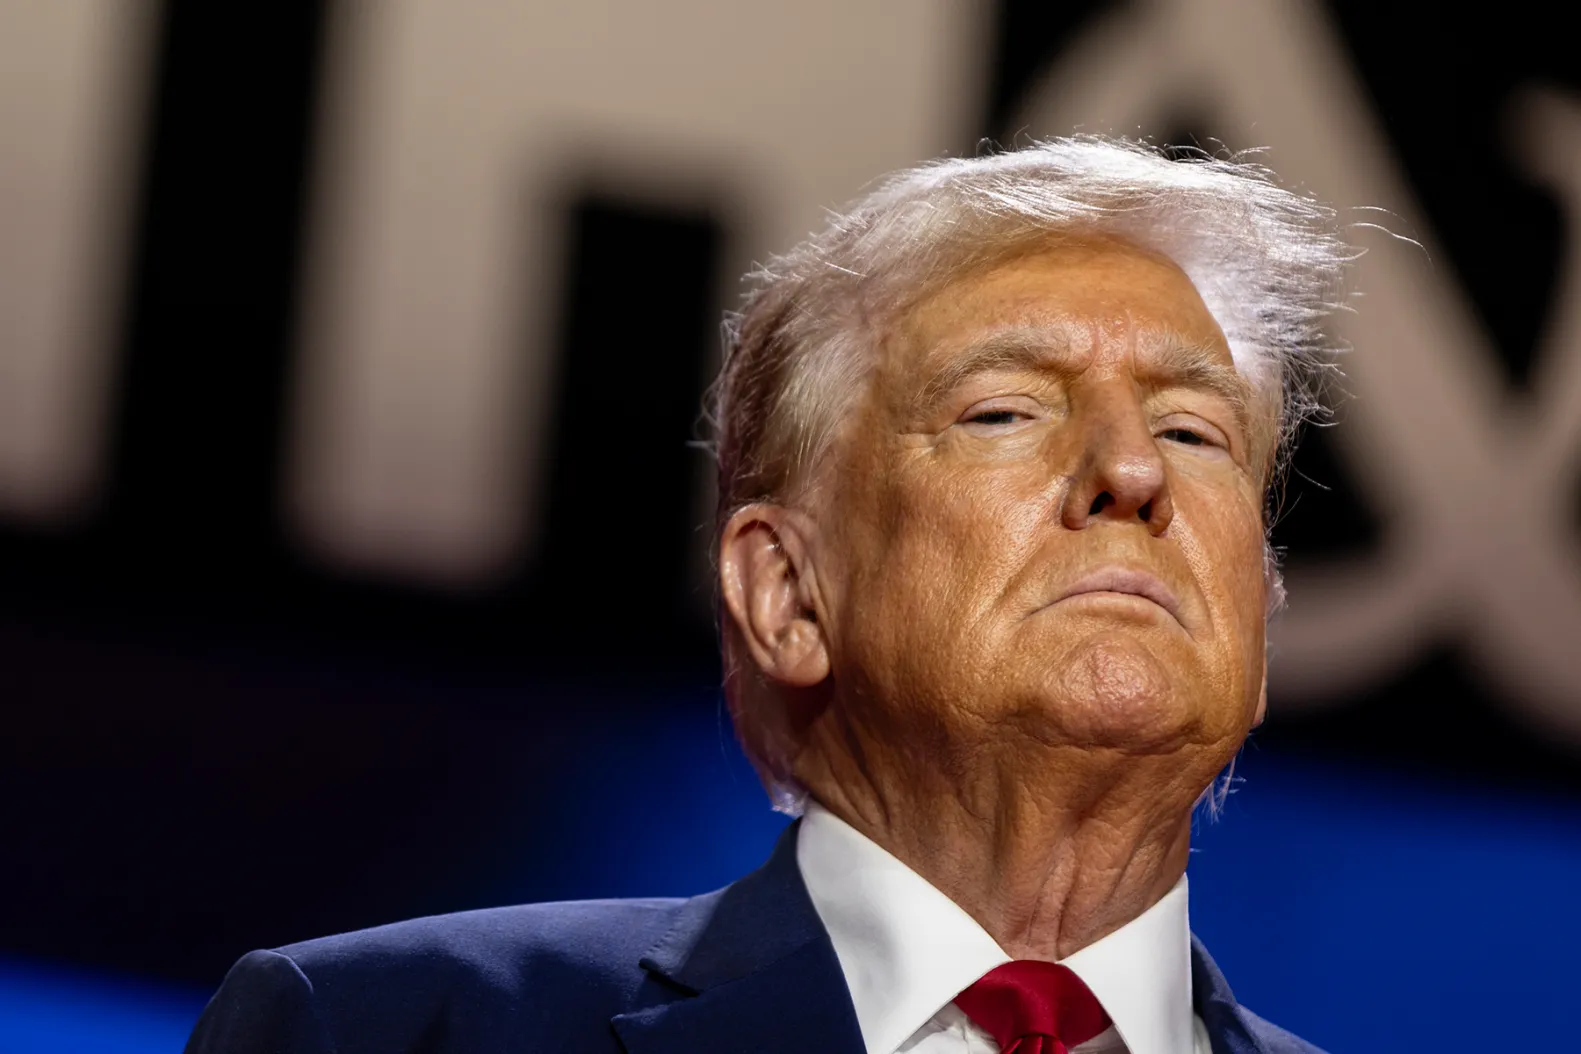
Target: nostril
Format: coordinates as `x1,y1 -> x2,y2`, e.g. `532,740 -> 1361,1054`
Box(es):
1138,500 -> 1152,523
1089,493 -> 1114,516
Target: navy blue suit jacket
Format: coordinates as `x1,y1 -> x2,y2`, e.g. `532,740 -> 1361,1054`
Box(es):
187,823 -> 1324,1054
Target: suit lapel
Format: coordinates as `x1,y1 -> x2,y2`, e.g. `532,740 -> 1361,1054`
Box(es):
612,821 -> 865,1054
614,827 -> 1272,1054
1190,935 -> 1269,1054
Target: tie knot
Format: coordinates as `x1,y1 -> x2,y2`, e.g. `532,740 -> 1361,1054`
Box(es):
954,961 -> 1111,1054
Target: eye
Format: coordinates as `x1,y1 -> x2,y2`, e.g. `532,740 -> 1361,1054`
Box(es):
1159,427 -> 1208,446
966,409 -> 1025,426
955,396 -> 1045,433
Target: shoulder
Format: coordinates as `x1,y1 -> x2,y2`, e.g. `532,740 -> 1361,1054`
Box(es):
1233,1006 -> 1330,1054
188,898 -> 688,1054
281,896 -> 685,991
1189,936 -> 1328,1054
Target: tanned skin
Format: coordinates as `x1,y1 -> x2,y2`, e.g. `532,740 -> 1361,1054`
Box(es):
720,237 -> 1270,962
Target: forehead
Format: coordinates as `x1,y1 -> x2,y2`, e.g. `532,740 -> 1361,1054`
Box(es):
884,237 -> 1234,379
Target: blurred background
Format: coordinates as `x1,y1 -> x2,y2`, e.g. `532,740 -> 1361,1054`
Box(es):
3,1 -> 1580,1051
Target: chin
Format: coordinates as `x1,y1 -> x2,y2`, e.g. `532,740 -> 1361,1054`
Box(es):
1022,629 -> 1215,752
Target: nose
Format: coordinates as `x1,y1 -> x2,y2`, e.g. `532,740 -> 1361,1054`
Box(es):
1059,387 -> 1174,535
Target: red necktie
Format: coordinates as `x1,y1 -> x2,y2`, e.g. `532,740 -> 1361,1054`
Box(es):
954,961 -> 1112,1054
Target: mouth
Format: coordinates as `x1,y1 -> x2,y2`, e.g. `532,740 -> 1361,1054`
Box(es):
1051,568 -> 1184,624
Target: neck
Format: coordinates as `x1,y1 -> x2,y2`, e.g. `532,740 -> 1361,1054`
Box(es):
797,733 -> 1217,960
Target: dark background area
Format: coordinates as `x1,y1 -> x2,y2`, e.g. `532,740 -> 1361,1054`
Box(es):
3,2 -> 1580,1050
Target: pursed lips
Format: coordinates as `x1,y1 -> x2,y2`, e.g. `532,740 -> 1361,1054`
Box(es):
1051,567 -> 1184,624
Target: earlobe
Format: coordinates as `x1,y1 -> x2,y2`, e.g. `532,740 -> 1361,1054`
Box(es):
718,505 -> 830,688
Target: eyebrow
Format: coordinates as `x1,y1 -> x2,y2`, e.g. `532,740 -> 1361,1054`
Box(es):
912,325 -> 1254,431
1134,332 -> 1255,431
913,328 -> 1071,412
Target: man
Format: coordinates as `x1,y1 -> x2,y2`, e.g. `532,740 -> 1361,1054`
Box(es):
188,138 -> 1348,1054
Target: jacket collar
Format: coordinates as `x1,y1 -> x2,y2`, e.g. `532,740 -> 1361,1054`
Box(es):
612,820 -> 865,1054
1191,935 -> 1271,1054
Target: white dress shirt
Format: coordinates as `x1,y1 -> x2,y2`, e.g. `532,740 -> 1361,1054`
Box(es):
797,802 -> 1213,1054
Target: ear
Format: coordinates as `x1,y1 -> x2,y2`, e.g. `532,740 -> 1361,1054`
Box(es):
1252,670 -> 1268,729
718,504 -> 830,688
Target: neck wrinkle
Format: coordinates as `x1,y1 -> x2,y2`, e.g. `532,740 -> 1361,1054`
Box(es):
800,741 -> 1206,963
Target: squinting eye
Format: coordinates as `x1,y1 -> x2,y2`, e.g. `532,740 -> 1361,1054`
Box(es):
966,410 -> 1023,426
1159,427 -> 1207,446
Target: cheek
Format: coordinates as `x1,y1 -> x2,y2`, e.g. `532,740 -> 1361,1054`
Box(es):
890,458 -> 1057,605
1174,484 -> 1268,652
837,456 -> 1058,678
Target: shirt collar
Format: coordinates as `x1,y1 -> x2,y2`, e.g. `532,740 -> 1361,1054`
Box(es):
796,801 -> 1195,1054
798,802 -> 1009,1054
1060,867 -> 1195,1054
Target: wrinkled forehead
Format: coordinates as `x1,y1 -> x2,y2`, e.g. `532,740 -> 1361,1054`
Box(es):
852,238 -> 1282,469
879,238 -> 1240,382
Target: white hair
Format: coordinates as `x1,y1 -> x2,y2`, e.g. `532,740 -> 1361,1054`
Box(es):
706,136 -> 1355,813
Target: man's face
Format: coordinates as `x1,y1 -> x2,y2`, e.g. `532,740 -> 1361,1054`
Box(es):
811,238 -> 1269,768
